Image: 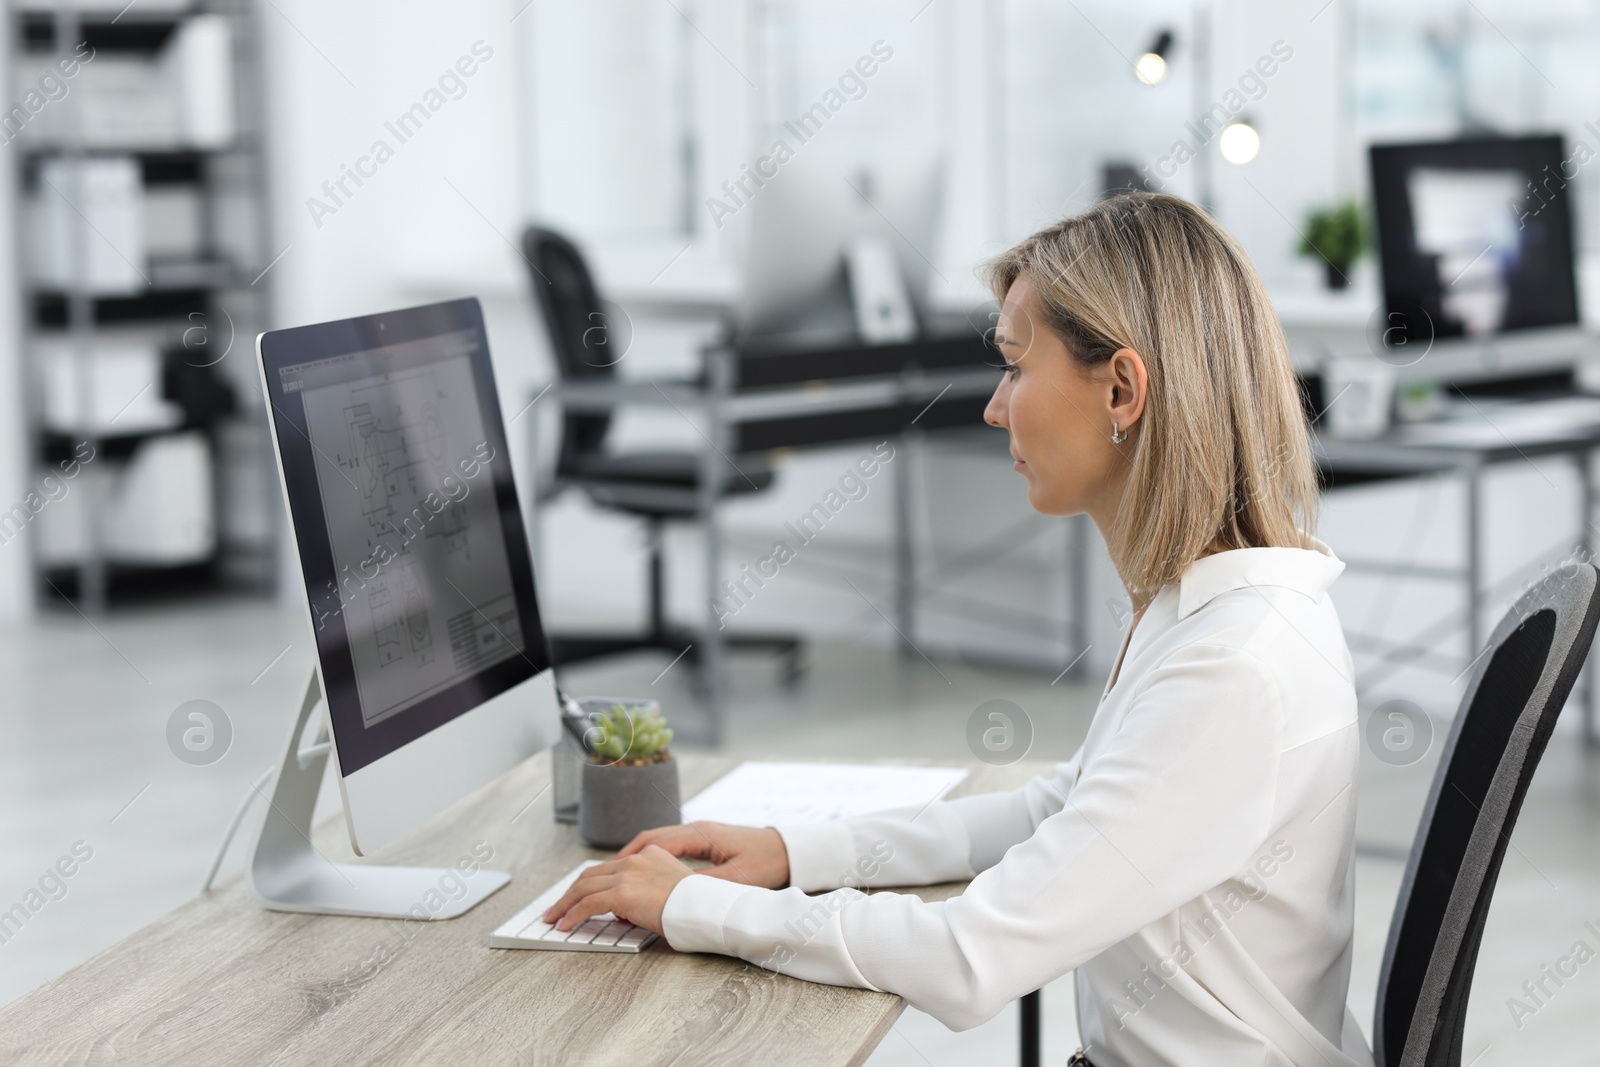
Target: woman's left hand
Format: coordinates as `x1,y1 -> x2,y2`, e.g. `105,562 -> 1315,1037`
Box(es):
541,845 -> 696,935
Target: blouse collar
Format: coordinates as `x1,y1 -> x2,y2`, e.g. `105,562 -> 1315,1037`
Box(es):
1175,537 -> 1345,620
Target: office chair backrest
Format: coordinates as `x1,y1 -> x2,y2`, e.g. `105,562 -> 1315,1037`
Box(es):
522,226 -> 614,475
1373,565 -> 1600,1066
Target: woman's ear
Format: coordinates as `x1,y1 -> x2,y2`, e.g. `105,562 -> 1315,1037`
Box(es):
1108,347 -> 1149,434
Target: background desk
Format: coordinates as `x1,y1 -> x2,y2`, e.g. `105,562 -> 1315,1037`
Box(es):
0,753 -> 1044,1066
526,332 -> 1092,742
1316,419 -> 1600,742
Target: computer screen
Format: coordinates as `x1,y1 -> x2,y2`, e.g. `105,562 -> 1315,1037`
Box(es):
1370,135 -> 1579,347
740,144 -> 944,345
260,298 -> 550,774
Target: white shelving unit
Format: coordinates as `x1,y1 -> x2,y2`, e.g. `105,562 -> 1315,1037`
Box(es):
9,1 -> 277,610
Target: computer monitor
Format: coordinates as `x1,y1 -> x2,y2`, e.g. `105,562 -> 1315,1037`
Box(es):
257,298 -> 558,895
1369,135 -> 1584,383
739,144 -> 944,345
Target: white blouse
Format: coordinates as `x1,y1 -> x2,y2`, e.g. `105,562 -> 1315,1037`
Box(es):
662,542 -> 1375,1067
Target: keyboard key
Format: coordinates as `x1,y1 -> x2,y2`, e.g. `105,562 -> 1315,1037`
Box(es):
489,861 -> 658,953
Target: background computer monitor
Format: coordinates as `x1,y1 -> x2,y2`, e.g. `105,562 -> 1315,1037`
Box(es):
1369,135 -> 1584,383
739,144 -> 944,345
259,297 -> 558,857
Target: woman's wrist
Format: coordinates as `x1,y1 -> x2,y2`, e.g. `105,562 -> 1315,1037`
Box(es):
762,826 -> 791,888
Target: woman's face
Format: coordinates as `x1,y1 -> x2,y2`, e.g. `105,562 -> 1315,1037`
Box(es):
983,276 -> 1142,522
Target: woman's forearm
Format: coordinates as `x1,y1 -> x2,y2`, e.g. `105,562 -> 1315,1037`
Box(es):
775,757 -> 1083,892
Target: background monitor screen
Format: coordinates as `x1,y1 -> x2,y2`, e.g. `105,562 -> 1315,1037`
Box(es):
1370,135 -> 1579,347
260,298 -> 550,774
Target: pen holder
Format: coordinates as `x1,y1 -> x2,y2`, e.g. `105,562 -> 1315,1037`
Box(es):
551,711 -> 593,824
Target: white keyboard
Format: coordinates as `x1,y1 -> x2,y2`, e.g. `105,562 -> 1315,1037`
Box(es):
488,861 -> 658,953
1398,396 -> 1600,446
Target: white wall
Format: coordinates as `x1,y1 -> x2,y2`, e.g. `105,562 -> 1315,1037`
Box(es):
259,0 -> 545,483
1210,0 -> 1350,288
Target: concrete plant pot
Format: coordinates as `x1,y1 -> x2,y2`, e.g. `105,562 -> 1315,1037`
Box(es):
578,754 -> 681,848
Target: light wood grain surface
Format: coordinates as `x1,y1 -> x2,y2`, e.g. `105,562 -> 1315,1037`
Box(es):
0,753 -> 1046,1066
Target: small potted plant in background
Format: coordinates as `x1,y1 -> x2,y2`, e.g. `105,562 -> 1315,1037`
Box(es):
578,702 -> 680,849
1298,200 -> 1367,290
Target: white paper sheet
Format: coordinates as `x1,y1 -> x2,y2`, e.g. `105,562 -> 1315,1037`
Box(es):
681,761 -> 969,826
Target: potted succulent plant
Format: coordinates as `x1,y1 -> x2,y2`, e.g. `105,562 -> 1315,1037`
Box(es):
578,703 -> 681,849
1297,200 -> 1367,290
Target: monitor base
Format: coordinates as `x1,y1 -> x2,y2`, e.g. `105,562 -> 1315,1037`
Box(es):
246,672 -> 511,920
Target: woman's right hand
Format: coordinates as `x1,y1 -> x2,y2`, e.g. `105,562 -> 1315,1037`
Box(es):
615,821 -> 790,889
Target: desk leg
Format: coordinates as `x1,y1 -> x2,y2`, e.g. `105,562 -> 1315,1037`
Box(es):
698,366 -> 727,747
894,430 -> 916,659
1581,449 -> 1597,748
1465,459 -> 1484,664
1019,989 -> 1041,1067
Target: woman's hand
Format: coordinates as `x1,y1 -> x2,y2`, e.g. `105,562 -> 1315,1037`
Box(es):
540,823 -> 790,935
618,821 -> 790,889
541,846 -> 694,935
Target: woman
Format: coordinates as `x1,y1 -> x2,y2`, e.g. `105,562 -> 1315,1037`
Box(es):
545,193 -> 1371,1067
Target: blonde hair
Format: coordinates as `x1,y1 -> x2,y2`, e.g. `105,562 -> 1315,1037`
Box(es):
985,192 -> 1318,600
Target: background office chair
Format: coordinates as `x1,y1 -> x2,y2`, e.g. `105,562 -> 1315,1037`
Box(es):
1017,564 -> 1600,1067
521,226 -> 802,682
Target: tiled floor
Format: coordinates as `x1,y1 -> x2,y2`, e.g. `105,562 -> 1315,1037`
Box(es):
2,595 -> 1599,1064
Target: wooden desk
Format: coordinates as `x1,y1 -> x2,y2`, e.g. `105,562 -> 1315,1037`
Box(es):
0,753 -> 1045,1066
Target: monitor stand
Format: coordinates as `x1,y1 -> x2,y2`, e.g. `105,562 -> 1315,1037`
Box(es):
247,672 -> 511,919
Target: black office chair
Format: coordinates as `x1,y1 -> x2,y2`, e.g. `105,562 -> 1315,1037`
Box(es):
1018,564 -> 1600,1067
521,226 -> 802,681
1374,563 -> 1600,1064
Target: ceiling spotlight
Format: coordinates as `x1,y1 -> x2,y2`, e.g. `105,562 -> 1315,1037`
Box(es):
1219,120 -> 1261,165
1135,30 -> 1174,85
1135,53 -> 1167,85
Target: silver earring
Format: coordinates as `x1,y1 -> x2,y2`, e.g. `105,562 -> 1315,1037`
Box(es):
1111,421 -> 1127,445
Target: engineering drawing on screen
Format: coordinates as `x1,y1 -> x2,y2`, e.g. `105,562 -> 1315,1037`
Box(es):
297,338 -> 522,728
